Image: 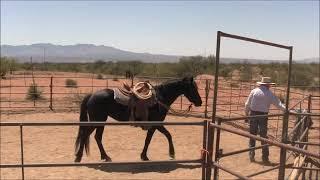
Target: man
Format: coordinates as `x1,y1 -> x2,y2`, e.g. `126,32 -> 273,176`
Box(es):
245,77 -> 289,164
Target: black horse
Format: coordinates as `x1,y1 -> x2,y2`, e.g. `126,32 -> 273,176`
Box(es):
74,76 -> 202,162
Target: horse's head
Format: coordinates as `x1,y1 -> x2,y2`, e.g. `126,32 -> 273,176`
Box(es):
182,76 -> 202,107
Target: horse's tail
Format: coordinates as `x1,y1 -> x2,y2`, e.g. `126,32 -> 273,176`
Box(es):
75,94 -> 92,156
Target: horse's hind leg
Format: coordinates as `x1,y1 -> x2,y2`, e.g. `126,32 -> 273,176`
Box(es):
95,126 -> 112,162
75,127 -> 95,162
157,126 -> 175,159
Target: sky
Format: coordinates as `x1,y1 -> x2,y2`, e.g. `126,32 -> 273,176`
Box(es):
1,1 -> 319,60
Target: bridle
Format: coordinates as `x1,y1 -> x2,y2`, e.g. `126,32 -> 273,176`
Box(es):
151,83 -> 193,116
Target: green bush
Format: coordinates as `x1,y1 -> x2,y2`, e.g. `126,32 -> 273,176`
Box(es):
7,57 -> 319,91
239,64 -> 253,82
0,57 -> 18,79
71,91 -> 88,106
26,83 -> 43,100
65,79 -> 78,88
230,82 -> 239,88
97,74 -> 103,79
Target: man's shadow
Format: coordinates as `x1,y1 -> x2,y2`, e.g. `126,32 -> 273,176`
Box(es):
254,160 -> 279,167
86,162 -> 201,174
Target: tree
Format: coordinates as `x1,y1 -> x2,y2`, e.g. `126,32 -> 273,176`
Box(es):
128,61 -> 143,76
239,62 -> 253,82
0,57 -> 17,79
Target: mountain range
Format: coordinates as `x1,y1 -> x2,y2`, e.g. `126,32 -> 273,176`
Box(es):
1,43 -> 319,64
1,43 -> 180,63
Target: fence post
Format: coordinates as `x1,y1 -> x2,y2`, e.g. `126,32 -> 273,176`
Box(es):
306,95 -> 312,150
278,47 -> 293,180
19,125 -> 25,180
131,76 -> 134,88
213,117 -> 222,180
205,122 -> 214,179
202,120 -> 208,179
49,76 -> 53,110
91,73 -> 94,93
229,80 -> 232,118
205,80 -> 209,118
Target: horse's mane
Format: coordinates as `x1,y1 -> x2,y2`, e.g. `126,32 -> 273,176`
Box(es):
154,78 -> 182,90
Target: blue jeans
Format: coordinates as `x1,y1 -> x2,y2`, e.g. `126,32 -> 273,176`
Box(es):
249,111 -> 269,159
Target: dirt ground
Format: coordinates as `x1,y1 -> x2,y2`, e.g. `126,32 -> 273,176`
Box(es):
1,72 -> 319,179
2,112 -> 314,180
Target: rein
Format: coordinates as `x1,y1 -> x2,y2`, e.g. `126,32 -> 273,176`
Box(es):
157,100 -> 192,116
149,82 -> 194,116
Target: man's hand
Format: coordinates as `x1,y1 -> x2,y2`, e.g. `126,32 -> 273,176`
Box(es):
289,110 -> 297,115
245,111 -> 249,123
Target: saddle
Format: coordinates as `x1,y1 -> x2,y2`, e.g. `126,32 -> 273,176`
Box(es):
114,81 -> 156,128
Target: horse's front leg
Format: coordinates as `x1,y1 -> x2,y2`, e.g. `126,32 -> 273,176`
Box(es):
140,127 -> 156,161
157,126 -> 175,159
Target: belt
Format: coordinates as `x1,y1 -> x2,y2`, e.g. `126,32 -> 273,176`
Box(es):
250,110 -> 268,115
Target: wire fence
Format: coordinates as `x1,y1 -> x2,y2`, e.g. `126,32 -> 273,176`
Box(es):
1,72 -> 318,118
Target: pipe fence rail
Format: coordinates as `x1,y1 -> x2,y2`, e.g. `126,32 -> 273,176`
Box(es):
0,120 -> 205,180
1,31 -> 319,180
203,31 -> 320,180
1,74 -> 317,119
202,114 -> 319,180
208,100 -> 319,180
1,102 -> 319,180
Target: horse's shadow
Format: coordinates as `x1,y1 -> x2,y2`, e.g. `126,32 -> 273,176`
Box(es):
86,162 -> 201,174
254,161 -> 279,167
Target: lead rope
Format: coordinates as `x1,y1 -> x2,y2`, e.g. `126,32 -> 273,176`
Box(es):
157,101 -> 192,116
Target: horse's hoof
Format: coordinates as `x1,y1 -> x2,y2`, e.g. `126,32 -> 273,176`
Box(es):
141,156 -> 149,161
169,154 -> 175,160
101,154 -> 112,162
102,157 -> 112,162
74,156 -> 82,163
141,126 -> 150,131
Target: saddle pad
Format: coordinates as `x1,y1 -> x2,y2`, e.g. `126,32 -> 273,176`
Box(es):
113,88 -> 130,106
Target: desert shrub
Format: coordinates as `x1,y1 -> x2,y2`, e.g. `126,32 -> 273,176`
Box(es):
239,64 -> 253,82
71,91 -> 88,106
26,83 -> 43,100
0,57 -> 18,79
97,74 -> 103,79
65,79 -> 78,88
176,56 -> 205,76
230,82 -> 239,88
219,65 -> 233,79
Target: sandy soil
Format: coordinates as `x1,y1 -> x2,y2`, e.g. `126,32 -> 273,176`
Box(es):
1,72 -> 319,179
2,112 -> 315,180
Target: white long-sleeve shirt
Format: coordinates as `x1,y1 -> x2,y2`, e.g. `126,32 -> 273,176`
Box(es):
245,86 -> 286,114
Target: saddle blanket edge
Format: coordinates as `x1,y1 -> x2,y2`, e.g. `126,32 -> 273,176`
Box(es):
113,88 -> 130,106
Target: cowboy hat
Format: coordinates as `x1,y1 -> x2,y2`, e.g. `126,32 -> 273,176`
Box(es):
257,77 -> 276,85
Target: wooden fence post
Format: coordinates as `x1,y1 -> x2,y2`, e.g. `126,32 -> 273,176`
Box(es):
49,76 -> 53,110
131,76 -> 134,88
202,120 -> 209,179
205,79 -> 210,118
